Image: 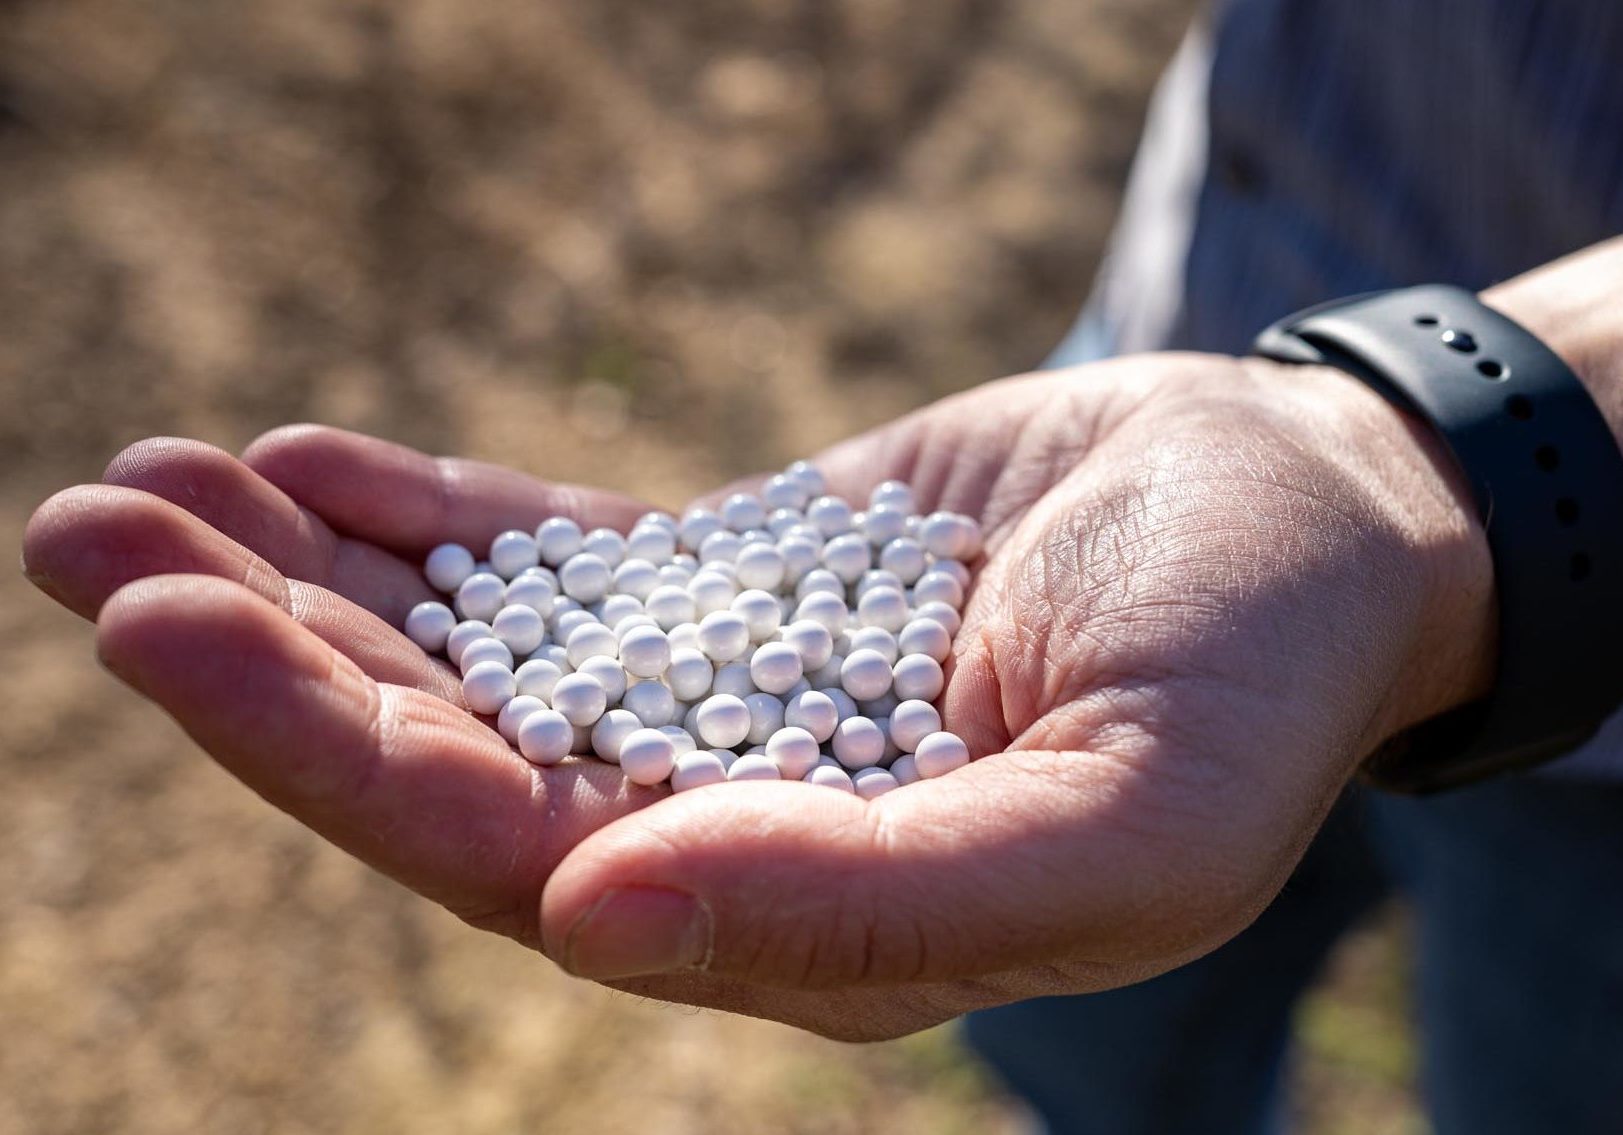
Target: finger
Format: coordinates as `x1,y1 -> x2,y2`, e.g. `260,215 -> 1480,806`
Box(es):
96,575 -> 658,944
242,424 -> 652,554
538,743 -> 1277,990
24,486 -> 458,700
102,436 -> 435,624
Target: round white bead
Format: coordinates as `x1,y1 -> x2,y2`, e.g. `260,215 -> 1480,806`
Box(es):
869,480 -> 916,513
731,588 -> 783,641
913,569 -> 965,610
659,726 -> 699,755
532,643 -> 573,674
462,661 -> 517,715
794,591 -> 850,636
861,504 -> 909,547
898,617 -> 953,662
784,690 -> 839,742
618,624 -> 672,679
535,518 -> 584,566
559,553 -> 613,604
763,726 -> 820,779
913,731 -> 971,778
455,572 -> 507,622
459,637 -> 515,674
445,620 -> 495,666
804,764 -> 855,792
565,622 -> 619,669
918,512 -> 966,560
786,460 -> 826,498
846,626 -> 900,665
577,656 -> 627,704
852,767 -> 901,800
855,569 -> 905,599
503,574 -> 557,617
711,661 -> 756,699
582,528 -> 627,567
892,654 -> 945,702
697,611 -> 750,663
425,543 -> 477,593
550,673 -> 607,726
743,692 -> 786,744
688,572 -> 738,617
622,680 -> 678,728
889,753 -> 922,786
727,754 -> 782,782
735,543 -> 787,591
598,594 -> 645,630
611,559 -> 661,602
619,728 -> 678,786
496,695 -> 548,743
840,649 -> 894,702
762,473 -> 809,511
637,510 -> 679,533
856,586 -> 910,633
860,693 -> 900,720
889,700 -> 943,752
514,658 -> 564,702
552,610 -> 598,642
645,584 -> 698,630
517,709 -> 574,765
912,600 -> 962,636
492,604 -> 546,656
665,648 -> 714,701
590,709 -> 643,763
808,653 -> 845,689
777,537 -> 821,583
489,529 -> 541,579
749,642 -> 804,696
824,687 -> 860,722
695,694 -> 752,749
831,716 -> 886,770
657,563 -> 694,588
806,495 -> 854,536
720,493 -> 767,533
820,533 -> 872,583
671,751 -> 728,792
404,602 -> 457,653
679,508 -> 724,553
780,619 -> 835,671
626,525 -> 677,565
879,537 -> 928,584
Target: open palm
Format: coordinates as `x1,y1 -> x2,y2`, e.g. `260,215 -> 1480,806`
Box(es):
23,350 -> 1488,1040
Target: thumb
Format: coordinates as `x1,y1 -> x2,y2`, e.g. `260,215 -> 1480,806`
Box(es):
538,748 -> 1266,989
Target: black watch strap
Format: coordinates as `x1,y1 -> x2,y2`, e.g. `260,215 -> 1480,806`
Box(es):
1254,285 -> 1623,793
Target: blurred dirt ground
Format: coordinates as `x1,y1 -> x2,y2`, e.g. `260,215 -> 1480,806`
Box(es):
0,3 -> 1425,1133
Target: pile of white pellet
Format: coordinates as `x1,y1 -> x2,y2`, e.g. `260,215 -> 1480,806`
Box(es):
401,461 -> 979,798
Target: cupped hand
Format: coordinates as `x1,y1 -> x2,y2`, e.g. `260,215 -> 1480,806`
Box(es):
21,351 -> 1494,1041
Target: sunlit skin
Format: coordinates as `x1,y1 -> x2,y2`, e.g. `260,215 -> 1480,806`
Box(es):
23,240 -> 1623,1041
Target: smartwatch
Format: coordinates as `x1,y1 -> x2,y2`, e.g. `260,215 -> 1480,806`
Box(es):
1253,285 -> 1623,793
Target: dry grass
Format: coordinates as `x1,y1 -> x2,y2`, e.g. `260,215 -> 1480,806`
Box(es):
0,3 -> 1424,1132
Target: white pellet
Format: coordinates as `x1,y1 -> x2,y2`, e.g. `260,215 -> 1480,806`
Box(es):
889,700 -> 942,752
749,641 -> 804,696
645,584 -> 698,629
743,692 -> 786,745
612,559 -> 661,602
455,572 -> 507,622
846,626 -> 900,665
535,518 -> 585,566
425,543 -> 477,593
638,510 -> 679,534
720,493 -> 767,532
489,529 -> 541,579
852,767 -> 900,800
577,656 -> 627,704
514,658 -> 564,702
550,672 -> 607,726
598,593 -> 646,630
808,653 -> 845,689
869,480 -> 916,513
727,755 -> 782,782
735,543 -> 787,592
463,661 -> 517,715
913,570 -> 965,610
893,654 -> 945,703
621,680 -> 677,728
699,529 -> 745,564
658,725 -> 699,755
879,537 -> 928,584
862,504 -> 909,547
532,643 -> 573,674
679,508 -> 724,553
820,533 -> 872,583
831,716 -> 886,770
806,495 -> 854,537
582,528 -> 627,567
913,731 -> 971,778
804,764 -> 855,792
786,460 -> 826,498
695,694 -> 751,749
671,751 -> 728,792
898,617 -> 952,663
591,709 -> 644,764
503,574 -> 557,617
840,649 -> 894,702
517,709 -> 574,766
783,690 -> 838,742
697,611 -> 750,663
854,569 -> 905,599
618,624 -> 672,679
823,686 -> 860,723
405,601 -> 456,653
860,693 -> 899,720
856,586 -> 910,633
688,572 -> 738,617
919,512 -> 966,560
619,728 -> 678,786
762,473 -> 809,511
552,609 -> 598,641
565,622 -> 619,669
912,600 -> 962,636
778,537 -> 821,583
496,695 -> 548,743
558,552 -> 613,604
626,525 -> 677,565
492,604 -> 546,656
889,753 -> 922,786
731,589 -> 783,641
459,637 -> 515,674
780,619 -> 834,671
794,591 -> 849,636
665,648 -> 714,701
711,661 -> 756,700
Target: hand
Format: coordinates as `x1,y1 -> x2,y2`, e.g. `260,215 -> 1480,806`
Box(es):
22,346 -> 1494,1040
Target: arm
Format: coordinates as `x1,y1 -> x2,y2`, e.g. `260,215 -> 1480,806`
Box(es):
22,237 -> 1623,1040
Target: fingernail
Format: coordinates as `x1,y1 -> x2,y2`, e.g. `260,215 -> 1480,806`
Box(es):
563,885 -> 712,980
19,555 -> 60,600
